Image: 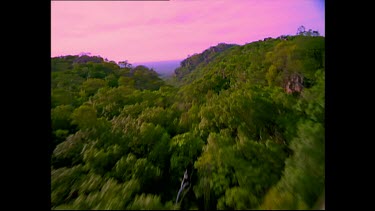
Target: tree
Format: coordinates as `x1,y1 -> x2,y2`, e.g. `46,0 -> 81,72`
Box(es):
170,132 -> 204,178
297,25 -> 306,35
296,25 -> 320,37
71,104 -> 97,130
312,30 -> 320,36
51,105 -> 74,131
260,120 -> 324,209
91,86 -> 135,119
128,194 -> 164,210
81,78 -> 107,97
217,187 -> 258,210
266,65 -> 278,86
51,35 -> 325,210
70,178 -> 140,210
52,131 -> 89,168
51,88 -> 76,107
118,60 -> 132,68
118,76 -> 135,88
113,153 -> 137,182
105,74 -> 119,87
51,165 -> 86,207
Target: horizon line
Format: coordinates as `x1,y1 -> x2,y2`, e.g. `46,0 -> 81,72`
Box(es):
51,34 -> 325,64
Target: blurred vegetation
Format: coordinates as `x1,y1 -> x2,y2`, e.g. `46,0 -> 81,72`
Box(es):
51,28 -> 324,210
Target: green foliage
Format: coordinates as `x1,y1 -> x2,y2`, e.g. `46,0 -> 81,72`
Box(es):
105,73 -> 119,87
53,129 -> 70,145
170,132 -> 204,176
82,143 -> 123,175
71,104 -> 97,130
51,104 -> 77,147
66,178 -> 140,210
113,153 -> 137,182
128,194 -> 164,210
51,55 -> 79,72
51,34 -> 324,210
295,69 -> 325,122
128,122 -> 168,156
217,187 -> 259,210
81,78 -> 107,97
51,105 -> 74,131
52,131 -> 88,168
131,65 -> 165,90
78,172 -> 104,194
174,43 -> 237,81
266,64 -> 278,86
51,88 -> 76,107
92,86 -> 135,119
118,76 -> 135,88
51,165 -> 86,207
260,120 -> 324,209
132,158 -> 162,188
259,71 -> 324,208
148,132 -> 171,170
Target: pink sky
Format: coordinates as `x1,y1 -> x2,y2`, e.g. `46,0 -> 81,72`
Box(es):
51,0 -> 325,63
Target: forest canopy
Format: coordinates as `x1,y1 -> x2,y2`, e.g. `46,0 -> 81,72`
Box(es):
51,31 -> 325,210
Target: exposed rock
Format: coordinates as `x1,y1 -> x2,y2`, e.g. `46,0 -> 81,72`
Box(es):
285,73 -> 303,94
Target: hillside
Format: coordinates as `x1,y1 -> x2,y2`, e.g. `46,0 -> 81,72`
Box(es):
173,43 -> 238,83
51,33 -> 324,210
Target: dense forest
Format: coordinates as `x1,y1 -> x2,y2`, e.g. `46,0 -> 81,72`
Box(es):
51,30 -> 324,210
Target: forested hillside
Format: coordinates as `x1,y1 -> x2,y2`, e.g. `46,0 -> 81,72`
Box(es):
51,33 -> 324,210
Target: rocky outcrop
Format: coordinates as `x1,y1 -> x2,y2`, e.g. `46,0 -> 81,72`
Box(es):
285,73 -> 303,94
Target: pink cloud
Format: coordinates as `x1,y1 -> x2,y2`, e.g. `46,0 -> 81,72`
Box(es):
51,0 -> 324,63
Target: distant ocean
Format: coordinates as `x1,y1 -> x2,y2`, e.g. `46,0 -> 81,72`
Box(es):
132,60 -> 181,78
